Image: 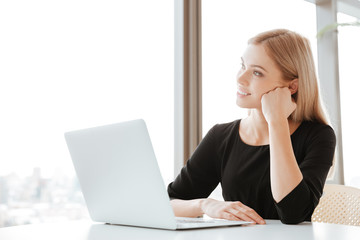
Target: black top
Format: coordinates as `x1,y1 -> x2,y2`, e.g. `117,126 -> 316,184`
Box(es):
167,119 -> 336,224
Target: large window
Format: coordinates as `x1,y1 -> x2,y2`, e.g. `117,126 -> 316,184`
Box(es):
337,13 -> 360,188
0,0 -> 173,227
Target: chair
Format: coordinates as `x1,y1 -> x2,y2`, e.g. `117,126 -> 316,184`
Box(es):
311,184 -> 360,226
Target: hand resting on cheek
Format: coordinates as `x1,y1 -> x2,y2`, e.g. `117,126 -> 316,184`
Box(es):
261,87 -> 297,123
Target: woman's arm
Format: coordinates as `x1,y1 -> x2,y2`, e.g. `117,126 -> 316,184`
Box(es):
168,123 -> 266,224
170,199 -> 204,218
261,87 -> 302,202
261,87 -> 335,224
268,119 -> 303,202
170,198 -> 266,224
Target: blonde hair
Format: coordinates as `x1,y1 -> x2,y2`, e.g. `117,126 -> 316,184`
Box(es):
248,29 -> 328,125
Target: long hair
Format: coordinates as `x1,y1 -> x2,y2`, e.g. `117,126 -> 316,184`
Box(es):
248,29 -> 329,125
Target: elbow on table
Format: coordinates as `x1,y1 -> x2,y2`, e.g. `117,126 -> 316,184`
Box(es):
277,205 -> 312,224
279,212 -> 311,225
280,217 -> 306,225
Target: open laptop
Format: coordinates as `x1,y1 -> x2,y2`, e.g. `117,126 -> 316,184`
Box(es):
64,119 -> 251,230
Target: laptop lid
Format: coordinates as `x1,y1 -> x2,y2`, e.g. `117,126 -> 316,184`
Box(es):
64,119 -> 178,230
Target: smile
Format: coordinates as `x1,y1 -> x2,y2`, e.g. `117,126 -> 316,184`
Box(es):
237,89 -> 251,96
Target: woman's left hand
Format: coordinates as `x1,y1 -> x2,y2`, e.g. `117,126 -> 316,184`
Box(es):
261,87 -> 297,123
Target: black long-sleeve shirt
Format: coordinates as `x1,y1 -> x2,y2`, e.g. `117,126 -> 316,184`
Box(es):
167,119 -> 336,224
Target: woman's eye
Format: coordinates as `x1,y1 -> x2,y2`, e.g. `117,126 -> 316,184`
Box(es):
254,71 -> 262,76
241,63 -> 245,70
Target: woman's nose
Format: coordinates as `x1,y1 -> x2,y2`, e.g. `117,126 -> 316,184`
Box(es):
237,70 -> 249,86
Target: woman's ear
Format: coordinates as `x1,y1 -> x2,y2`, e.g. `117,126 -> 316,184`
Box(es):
288,78 -> 298,95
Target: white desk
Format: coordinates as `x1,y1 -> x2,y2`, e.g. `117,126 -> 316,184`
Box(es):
0,219 -> 359,240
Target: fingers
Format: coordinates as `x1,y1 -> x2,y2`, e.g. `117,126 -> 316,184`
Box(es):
236,205 -> 266,224
261,86 -> 296,122
220,212 -> 243,221
221,202 -> 266,224
226,208 -> 255,223
263,86 -> 291,97
202,199 -> 266,225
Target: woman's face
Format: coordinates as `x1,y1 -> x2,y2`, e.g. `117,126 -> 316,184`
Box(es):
236,43 -> 287,109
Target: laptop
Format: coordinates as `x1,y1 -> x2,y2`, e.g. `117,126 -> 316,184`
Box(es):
64,119 -> 251,230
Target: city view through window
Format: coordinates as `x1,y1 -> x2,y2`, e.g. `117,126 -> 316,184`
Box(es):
0,169 -> 88,227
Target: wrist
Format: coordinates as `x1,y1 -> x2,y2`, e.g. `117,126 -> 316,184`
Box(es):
267,118 -> 289,128
198,198 -> 207,215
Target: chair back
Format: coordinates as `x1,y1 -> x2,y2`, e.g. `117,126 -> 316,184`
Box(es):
312,184 -> 360,226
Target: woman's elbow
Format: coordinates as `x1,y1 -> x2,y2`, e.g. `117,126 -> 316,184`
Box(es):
279,210 -> 312,224
280,217 -> 306,225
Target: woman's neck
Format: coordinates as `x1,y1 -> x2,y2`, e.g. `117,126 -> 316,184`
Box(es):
240,109 -> 270,146
247,109 -> 268,126
240,109 -> 300,146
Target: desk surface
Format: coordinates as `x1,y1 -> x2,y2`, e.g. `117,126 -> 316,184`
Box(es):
0,219 -> 359,240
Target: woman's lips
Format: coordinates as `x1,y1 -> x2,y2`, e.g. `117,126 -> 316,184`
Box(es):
237,88 -> 251,96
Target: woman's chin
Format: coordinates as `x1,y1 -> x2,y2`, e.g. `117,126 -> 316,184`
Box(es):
236,99 -> 259,109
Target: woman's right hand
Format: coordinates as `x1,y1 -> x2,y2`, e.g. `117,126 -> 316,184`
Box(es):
200,198 -> 266,224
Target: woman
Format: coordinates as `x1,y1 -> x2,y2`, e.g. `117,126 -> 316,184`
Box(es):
167,29 -> 336,224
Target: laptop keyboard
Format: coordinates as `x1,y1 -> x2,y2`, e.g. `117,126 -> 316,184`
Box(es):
176,218 -> 216,224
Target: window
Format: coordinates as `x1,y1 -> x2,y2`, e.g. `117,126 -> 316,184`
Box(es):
337,13 -> 360,188
0,0 -> 173,227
